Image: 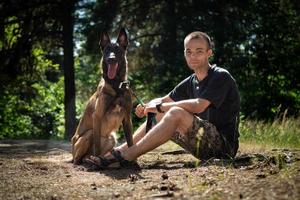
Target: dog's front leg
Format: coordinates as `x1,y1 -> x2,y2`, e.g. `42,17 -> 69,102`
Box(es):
92,94 -> 114,156
122,115 -> 133,147
92,95 -> 107,156
92,110 -> 102,156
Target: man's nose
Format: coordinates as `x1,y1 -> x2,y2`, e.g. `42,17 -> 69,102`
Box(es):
190,53 -> 196,58
190,52 -> 198,58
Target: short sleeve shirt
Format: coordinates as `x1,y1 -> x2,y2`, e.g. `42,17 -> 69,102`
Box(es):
169,65 -> 240,146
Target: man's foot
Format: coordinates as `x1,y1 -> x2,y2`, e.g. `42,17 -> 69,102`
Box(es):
85,149 -> 140,170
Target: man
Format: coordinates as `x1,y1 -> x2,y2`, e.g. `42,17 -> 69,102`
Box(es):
88,31 -> 240,168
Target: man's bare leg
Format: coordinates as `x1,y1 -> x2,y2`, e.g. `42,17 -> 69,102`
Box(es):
120,107 -> 194,161
115,113 -> 165,152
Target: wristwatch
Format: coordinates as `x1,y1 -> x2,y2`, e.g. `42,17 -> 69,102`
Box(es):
156,102 -> 164,113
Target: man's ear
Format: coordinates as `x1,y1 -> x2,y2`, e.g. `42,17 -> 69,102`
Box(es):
117,28 -> 129,50
207,49 -> 213,57
99,31 -> 111,51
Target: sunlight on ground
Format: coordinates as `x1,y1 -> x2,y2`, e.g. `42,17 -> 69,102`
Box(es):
157,140 -> 284,155
238,142 -> 273,154
156,141 -> 183,152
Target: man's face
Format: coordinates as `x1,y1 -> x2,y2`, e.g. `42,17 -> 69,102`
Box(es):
184,38 -> 212,70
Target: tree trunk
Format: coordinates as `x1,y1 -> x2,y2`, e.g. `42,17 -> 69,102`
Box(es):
61,0 -> 76,140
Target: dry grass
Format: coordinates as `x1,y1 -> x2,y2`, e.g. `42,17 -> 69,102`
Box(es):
239,116 -> 300,149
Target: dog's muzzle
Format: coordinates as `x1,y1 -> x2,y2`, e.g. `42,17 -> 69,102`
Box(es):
106,52 -> 119,79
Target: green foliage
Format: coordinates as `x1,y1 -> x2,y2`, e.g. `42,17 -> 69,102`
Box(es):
235,0 -> 300,119
0,1 -> 70,139
3,16 -> 21,49
0,90 -> 37,139
74,55 -> 101,110
0,46 -> 64,139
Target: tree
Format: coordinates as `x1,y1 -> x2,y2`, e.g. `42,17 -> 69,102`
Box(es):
60,0 -> 77,140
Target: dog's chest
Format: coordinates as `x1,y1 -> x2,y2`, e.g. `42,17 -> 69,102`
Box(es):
100,96 -> 127,135
108,96 -> 126,114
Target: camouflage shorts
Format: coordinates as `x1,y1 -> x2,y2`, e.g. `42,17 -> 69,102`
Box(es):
171,116 -> 231,160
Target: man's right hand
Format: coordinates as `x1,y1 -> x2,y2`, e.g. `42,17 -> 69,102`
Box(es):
135,104 -> 145,118
135,96 -> 172,118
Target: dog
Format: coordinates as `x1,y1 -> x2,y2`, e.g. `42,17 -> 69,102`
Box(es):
71,28 -> 133,164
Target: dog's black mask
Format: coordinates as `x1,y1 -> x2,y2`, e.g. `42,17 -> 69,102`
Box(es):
99,28 -> 129,87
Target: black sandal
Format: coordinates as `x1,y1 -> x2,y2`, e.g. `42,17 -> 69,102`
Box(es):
85,149 -> 140,170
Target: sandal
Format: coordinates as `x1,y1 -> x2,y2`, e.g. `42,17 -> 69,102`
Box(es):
85,149 -> 140,170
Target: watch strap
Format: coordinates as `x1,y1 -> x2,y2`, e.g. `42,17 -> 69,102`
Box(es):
156,102 -> 164,113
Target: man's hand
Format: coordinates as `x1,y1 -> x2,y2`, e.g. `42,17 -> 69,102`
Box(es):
135,102 -> 158,118
135,96 -> 172,118
135,104 -> 146,118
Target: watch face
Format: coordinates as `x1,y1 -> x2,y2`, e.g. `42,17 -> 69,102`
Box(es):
148,102 -> 156,107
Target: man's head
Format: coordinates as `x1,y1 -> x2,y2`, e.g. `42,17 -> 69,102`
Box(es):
184,31 -> 213,71
184,31 -> 213,49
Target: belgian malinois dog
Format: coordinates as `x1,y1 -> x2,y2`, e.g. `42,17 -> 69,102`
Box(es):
71,28 -> 133,164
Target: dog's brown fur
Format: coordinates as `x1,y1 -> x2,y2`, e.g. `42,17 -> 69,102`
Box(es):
71,28 -> 133,164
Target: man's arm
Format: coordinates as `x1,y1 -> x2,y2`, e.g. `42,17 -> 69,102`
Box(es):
146,95 -> 174,105
144,97 -> 210,115
161,98 -> 210,113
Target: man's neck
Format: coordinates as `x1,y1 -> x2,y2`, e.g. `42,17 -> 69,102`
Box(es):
195,64 -> 211,81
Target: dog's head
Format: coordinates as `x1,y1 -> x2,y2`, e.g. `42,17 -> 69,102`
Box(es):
99,28 -> 129,84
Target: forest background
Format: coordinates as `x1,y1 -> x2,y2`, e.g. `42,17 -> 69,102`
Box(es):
0,0 -> 299,147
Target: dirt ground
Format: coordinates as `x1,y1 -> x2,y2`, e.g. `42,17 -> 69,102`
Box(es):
0,140 -> 299,200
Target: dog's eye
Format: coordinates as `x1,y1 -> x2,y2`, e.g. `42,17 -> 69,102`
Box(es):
115,48 -> 122,54
114,49 -> 124,58
103,48 -> 112,55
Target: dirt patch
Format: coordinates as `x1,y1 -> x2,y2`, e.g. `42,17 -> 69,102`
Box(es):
0,140 -> 299,199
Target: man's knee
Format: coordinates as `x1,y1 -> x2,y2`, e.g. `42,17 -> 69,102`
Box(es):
164,106 -> 189,123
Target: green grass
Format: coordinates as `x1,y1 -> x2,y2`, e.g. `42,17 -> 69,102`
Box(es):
239,116 -> 300,149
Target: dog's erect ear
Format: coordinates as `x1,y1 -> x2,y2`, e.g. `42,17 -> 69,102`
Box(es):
99,31 -> 111,51
117,28 -> 129,50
